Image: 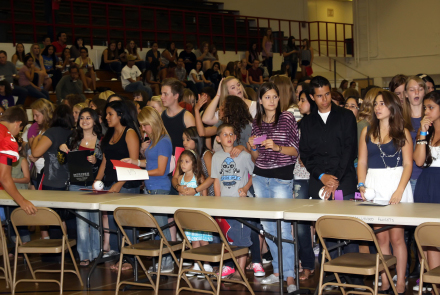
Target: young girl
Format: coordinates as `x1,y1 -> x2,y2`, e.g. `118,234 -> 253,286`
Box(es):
413,91 -> 440,287
18,55 -> 50,100
357,90 -> 413,294
404,76 -> 427,194
300,39 -> 314,77
177,150 -> 213,277
75,47 -> 96,93
147,96 -> 165,114
11,43 -> 26,71
181,89 -> 196,112
189,60 -> 212,94
41,45 -> 62,90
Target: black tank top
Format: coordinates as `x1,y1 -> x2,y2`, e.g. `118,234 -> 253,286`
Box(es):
161,109 -> 186,155
103,127 -> 130,185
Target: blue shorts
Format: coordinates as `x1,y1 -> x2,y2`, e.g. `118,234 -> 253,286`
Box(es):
225,218 -> 252,248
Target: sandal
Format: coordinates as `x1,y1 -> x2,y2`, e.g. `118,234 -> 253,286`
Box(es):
110,261 -> 133,271
80,259 -> 90,267
299,269 -> 315,280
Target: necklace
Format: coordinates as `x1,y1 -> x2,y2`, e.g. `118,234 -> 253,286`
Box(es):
264,114 -> 275,123
110,127 -> 126,144
377,129 -> 401,169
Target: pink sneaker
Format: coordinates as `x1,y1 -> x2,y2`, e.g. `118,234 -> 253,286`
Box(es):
220,265 -> 235,278
252,263 -> 265,277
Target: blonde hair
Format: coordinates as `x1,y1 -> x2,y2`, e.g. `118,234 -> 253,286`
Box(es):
182,89 -> 195,105
137,106 -> 169,148
30,98 -> 55,132
357,87 -> 381,123
404,76 -> 427,131
29,43 -> 40,61
98,90 -> 115,100
219,76 -> 248,106
73,103 -> 87,111
269,75 -> 297,112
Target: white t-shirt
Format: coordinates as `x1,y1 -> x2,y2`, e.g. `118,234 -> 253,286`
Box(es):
318,110 -> 330,124
121,65 -> 141,89
189,69 -> 203,83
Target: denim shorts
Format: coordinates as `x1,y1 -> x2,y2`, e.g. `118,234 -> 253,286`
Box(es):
225,218 -> 252,248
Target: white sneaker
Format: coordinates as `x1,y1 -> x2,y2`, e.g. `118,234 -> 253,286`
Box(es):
287,284 -> 297,293
261,274 -> 279,285
102,250 -> 118,258
197,264 -> 213,279
147,261 -> 174,273
252,263 -> 265,277
186,263 -> 200,277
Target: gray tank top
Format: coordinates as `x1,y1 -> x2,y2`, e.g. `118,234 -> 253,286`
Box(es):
301,49 -> 311,62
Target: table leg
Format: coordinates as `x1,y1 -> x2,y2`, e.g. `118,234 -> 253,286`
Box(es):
133,227 -> 138,281
277,219 -> 284,295
87,210 -> 103,289
294,221 -> 299,289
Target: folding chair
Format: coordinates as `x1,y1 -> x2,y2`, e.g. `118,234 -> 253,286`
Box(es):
113,207 -> 186,295
415,222 -> 440,295
10,207 -> 83,295
315,216 -> 397,295
174,209 -> 255,295
0,216 -> 12,289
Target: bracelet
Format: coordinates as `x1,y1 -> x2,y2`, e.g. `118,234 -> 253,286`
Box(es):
420,131 -> 428,136
278,145 -> 283,153
416,140 -> 428,145
175,184 -> 180,190
357,182 -> 366,190
318,173 -> 324,180
194,187 -> 198,193
137,159 -> 141,167
251,146 -> 257,151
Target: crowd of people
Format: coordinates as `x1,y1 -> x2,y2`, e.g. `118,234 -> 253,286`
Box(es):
0,31 -> 439,294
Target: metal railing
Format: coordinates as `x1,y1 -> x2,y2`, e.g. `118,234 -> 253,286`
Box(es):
1,0 -> 354,57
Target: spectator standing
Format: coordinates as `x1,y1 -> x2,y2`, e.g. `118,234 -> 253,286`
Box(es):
75,47 -> 96,93
51,32 -> 67,57
350,81 -> 357,89
262,28 -> 273,76
126,40 -> 147,72
300,39 -> 314,77
18,55 -> 49,100
245,43 -> 259,69
337,79 -> 348,94
282,36 -> 299,81
56,65 -> 86,104
179,43 -> 197,74
248,59 -> 264,92
0,81 -> 15,109
0,50 -> 29,106
100,41 -> 122,78
121,55 -> 152,97
11,43 -> 26,71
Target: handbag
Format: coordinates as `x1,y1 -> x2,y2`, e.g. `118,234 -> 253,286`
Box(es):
306,66 -> 313,76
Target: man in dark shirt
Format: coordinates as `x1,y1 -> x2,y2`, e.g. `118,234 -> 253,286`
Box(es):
247,59 -> 263,92
178,43 -> 196,74
299,76 -> 361,266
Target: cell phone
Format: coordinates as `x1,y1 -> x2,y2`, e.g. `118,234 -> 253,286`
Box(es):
144,136 -> 150,141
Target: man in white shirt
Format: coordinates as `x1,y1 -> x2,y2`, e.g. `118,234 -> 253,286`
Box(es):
121,55 -> 152,97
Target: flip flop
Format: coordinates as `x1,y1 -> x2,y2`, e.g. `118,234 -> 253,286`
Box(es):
80,260 -> 90,267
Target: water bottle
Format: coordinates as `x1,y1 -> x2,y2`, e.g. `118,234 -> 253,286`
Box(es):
147,41 -> 150,48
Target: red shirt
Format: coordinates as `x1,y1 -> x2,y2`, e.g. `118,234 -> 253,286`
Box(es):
51,41 -> 66,54
0,124 -> 19,166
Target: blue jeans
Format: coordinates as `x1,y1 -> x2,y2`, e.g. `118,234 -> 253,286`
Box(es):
70,184 -> 100,261
410,178 -> 417,195
23,85 -> 49,100
104,185 -> 140,251
294,179 -> 315,270
253,175 -> 295,278
124,81 -> 153,98
12,86 -> 28,105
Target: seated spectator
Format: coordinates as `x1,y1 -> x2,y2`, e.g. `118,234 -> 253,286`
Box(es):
245,42 -> 259,68
134,100 -> 147,114
100,41 -> 122,78
98,90 -> 115,101
41,45 -> 62,90
117,41 -> 127,63
56,65 -> 86,104
133,90 -> 150,104
147,95 -> 165,114
175,57 -> 198,95
59,47 -> 73,73
331,90 -> 345,106
18,55 -> 49,100
121,55 -> 152,97
64,93 -> 85,109
248,59 -> 263,92
146,42 -> 162,67
144,59 -> 161,96
209,44 -> 225,73
238,58 -> 251,87
75,47 -> 96,93
11,43 -> 26,71
40,35 -> 52,51
126,40 -> 146,72
160,61 -> 177,81
189,60 -> 212,94
51,32 -> 67,57
0,50 -> 28,105
70,37 -> 85,60
28,43 -> 52,91
160,42 -> 178,68
204,62 -> 222,91
179,43 -> 196,74
0,80 -> 14,108
350,81 -> 356,89
180,89 -> 195,113
194,42 -> 217,71
223,61 -> 235,78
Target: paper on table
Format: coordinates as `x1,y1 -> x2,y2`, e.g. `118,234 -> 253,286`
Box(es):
357,200 -> 389,206
116,167 -> 149,181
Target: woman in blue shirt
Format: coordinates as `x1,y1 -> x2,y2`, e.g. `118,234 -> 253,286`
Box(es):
41,45 -> 62,90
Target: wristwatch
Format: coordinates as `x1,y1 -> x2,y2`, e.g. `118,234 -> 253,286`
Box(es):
357,183 -> 366,190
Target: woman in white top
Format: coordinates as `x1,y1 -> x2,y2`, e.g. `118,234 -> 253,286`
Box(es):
29,43 -> 52,90
75,47 -> 96,93
189,60 -> 212,94
11,43 -> 26,71
202,76 -> 257,126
